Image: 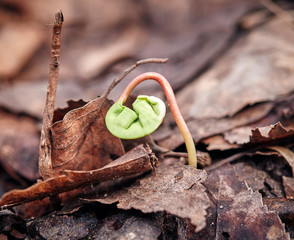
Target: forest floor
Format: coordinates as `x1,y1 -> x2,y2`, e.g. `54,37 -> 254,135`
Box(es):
0,1 -> 294,239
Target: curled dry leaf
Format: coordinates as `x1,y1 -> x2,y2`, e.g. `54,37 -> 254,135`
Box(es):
85,164 -> 210,232
205,164 -> 289,239
268,146 -> 294,176
50,97 -> 125,176
250,122 -> 294,144
0,145 -> 155,208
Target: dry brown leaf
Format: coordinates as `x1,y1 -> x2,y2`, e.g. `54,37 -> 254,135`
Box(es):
263,197 -> 294,224
49,97 -> 124,176
27,205 -> 161,240
200,96 -> 294,151
234,162 -> 267,192
202,135 -> 240,151
267,146 -> 294,176
158,16 -> 294,150
0,112 -> 39,181
0,81 -> 92,119
205,164 -> 289,239
250,123 -> 294,145
86,164 -> 210,232
0,22 -> 43,78
211,122 -> 294,152
282,176 -> 294,200
0,145 -> 155,208
159,102 -> 273,149
177,18 -> 294,120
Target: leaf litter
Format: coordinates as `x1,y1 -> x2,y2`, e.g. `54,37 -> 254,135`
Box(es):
83,163 -> 210,232
1,1 -> 294,239
205,164 -> 289,239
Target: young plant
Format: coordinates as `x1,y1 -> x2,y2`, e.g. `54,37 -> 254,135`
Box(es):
105,72 -> 197,168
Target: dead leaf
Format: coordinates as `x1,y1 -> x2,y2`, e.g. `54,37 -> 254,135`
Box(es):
0,22 -> 43,78
177,18 -> 294,120
159,102 -> 273,149
49,97 -> 124,176
0,209 -> 27,239
263,197 -> 294,224
0,112 -> 39,181
251,123 -> 294,145
77,27 -> 144,80
282,176 -> 294,200
234,162 -> 267,192
268,146 -> 294,176
202,94 -> 294,151
86,164 -> 210,232
205,164 -> 289,239
27,211 -> 98,240
0,81 -> 93,119
202,135 -> 240,151
86,212 -> 161,239
0,145 -> 155,208
27,204 -> 161,240
158,15 -> 294,150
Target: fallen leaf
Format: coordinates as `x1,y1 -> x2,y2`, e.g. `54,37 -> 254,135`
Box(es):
267,146 -> 294,176
234,162 -> 267,192
0,81 -> 95,119
203,94 -> 294,151
158,16 -> 294,150
224,126 -> 253,145
263,197 -> 294,224
159,102 -> 273,149
205,164 -> 289,239
39,96 -> 125,178
27,203 -> 161,240
282,176 -> 294,200
202,135 -> 240,151
177,18 -> 294,120
50,97 -> 125,175
0,145 -> 155,208
87,164 -> 210,232
0,112 -> 39,181
0,22 -> 43,78
27,211 -> 98,240
87,212 -> 161,240
0,210 -> 26,239
251,123 -> 294,145
77,27 -> 144,80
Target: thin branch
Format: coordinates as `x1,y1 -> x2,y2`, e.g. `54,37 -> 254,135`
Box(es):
39,10 -> 63,179
101,58 -> 168,98
204,152 -> 247,172
259,0 -> 294,30
146,135 -> 210,167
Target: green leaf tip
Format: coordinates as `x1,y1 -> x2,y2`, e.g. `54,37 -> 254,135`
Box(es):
105,95 -> 166,139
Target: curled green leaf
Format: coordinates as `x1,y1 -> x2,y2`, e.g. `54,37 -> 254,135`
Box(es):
105,95 -> 166,139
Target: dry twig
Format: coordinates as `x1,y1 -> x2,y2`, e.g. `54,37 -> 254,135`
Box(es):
260,0 -> 294,29
39,10 -> 63,179
102,58 -> 168,98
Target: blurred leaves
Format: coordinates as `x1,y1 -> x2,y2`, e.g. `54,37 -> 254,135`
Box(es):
0,0 -> 294,239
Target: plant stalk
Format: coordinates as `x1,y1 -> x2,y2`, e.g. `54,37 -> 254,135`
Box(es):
118,72 -> 197,167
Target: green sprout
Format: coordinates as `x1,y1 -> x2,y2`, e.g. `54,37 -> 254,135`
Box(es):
105,72 -> 197,168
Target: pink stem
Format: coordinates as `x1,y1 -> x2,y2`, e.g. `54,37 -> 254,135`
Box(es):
118,72 -> 197,167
